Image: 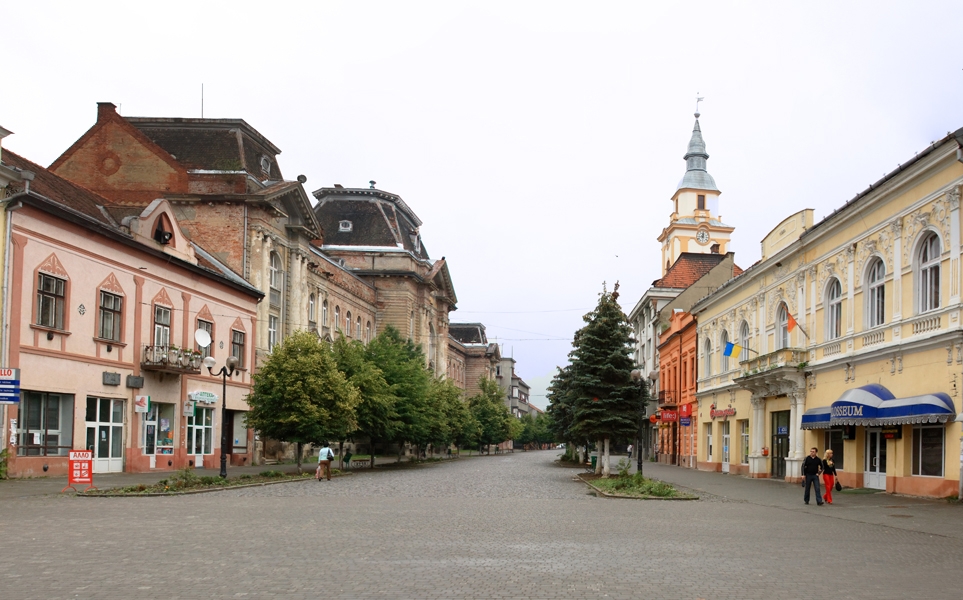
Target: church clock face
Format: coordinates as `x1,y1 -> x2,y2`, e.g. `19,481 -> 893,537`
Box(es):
696,230 -> 710,245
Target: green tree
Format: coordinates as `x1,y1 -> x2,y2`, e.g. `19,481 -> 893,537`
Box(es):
332,336 -> 399,468
517,414 -> 536,448
566,284 -> 637,476
246,330 -> 360,473
468,378 -> 514,453
546,364 -> 579,460
366,326 -> 432,458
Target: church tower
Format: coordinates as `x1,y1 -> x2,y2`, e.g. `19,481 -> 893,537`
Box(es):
657,111 -> 735,276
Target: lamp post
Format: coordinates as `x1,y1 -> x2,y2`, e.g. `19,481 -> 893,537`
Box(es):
631,369 -> 646,477
204,355 -> 239,478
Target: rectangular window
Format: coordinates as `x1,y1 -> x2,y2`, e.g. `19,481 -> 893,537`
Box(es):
196,319 -> 213,358
37,273 -> 66,329
268,315 -> 279,351
697,194 -> 706,210
231,330 -> 245,368
740,420 -> 749,464
18,392 -> 74,456
143,403 -> 175,455
912,426 -> 944,477
824,429 -> 845,470
98,291 -> 122,341
154,305 -> 171,347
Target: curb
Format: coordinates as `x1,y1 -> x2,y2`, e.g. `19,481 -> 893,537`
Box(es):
576,473 -> 699,501
74,472 -> 351,498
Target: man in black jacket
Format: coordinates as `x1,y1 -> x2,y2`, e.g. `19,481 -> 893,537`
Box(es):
802,447 -> 824,505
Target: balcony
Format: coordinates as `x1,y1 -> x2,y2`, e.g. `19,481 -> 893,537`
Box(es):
735,348 -> 808,397
657,390 -> 675,407
142,345 -> 202,375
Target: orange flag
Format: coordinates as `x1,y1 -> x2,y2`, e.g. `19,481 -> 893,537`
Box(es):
787,312 -> 797,332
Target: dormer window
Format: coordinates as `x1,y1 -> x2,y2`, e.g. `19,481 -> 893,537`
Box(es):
153,214 -> 174,245
259,155 -> 271,175
339,220 -> 353,232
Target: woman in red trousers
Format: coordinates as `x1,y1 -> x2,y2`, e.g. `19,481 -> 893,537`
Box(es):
822,449 -> 838,504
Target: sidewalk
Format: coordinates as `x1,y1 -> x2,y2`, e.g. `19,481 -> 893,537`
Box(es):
0,455 -> 403,500
600,454 -> 963,540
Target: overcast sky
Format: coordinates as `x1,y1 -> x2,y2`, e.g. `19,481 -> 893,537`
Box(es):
6,1 -> 963,408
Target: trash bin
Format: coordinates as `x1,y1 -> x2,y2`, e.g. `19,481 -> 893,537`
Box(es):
590,456 -> 597,469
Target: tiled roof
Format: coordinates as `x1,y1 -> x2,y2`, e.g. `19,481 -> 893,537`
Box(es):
2,150 -> 116,226
450,323 -> 488,344
316,196 -> 428,259
653,253 -> 740,289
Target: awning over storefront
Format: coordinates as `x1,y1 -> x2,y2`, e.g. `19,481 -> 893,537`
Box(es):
800,384 -> 955,429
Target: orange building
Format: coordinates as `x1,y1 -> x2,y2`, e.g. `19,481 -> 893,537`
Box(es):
657,310 -> 698,466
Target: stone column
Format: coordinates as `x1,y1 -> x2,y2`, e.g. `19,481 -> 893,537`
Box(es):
846,246 -> 856,334
948,186 -> 960,305
808,266 -> 817,349
748,394 -> 767,477
785,389 -> 806,482
892,220 -> 903,322
259,235 -> 273,350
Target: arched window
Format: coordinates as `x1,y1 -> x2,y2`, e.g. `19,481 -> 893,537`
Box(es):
409,311 -> 415,340
365,321 -> 372,343
918,233 -> 941,313
309,294 -> 316,324
269,252 -> 282,307
429,323 -> 437,369
777,304 -> 789,350
357,316 -> 362,339
322,299 -> 328,326
740,320 -> 750,351
346,311 -> 352,337
826,279 -> 842,340
866,259 -> 885,328
720,330 -> 730,372
334,306 -> 341,333
703,339 -> 712,377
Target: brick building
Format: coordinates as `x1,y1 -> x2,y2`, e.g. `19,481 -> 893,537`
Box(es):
448,323 -> 500,393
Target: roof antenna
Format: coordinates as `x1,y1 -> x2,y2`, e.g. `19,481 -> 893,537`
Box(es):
695,93 -> 704,118
201,83 -> 204,118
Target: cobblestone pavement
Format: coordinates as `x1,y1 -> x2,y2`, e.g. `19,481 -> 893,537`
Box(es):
2,451 -> 962,599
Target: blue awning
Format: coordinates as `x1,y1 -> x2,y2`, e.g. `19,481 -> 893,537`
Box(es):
800,384 -> 956,429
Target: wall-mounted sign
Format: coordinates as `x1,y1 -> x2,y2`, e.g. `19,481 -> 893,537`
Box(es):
134,395 -> 150,413
680,403 -> 692,417
776,426 -> 789,435
710,404 -> 736,419
189,391 -> 218,404
661,410 -> 678,422
680,417 -> 691,427
183,401 -> 196,417
882,426 -> 902,440
102,372 -> 121,386
649,414 -> 658,423
126,375 -> 144,389
0,368 -> 21,405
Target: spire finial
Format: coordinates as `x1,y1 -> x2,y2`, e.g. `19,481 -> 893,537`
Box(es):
695,93 -> 704,118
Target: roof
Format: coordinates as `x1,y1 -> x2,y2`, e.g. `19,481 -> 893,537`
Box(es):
449,323 -> 489,345
653,252 -> 743,289
2,150 -> 117,226
677,116 -> 719,192
673,217 -> 733,228
314,188 -> 428,259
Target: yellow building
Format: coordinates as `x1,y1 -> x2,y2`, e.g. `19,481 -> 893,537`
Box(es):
692,127 -> 963,498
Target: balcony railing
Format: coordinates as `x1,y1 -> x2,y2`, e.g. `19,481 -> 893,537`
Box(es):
142,345 -> 202,375
657,390 -> 674,405
739,348 -> 808,377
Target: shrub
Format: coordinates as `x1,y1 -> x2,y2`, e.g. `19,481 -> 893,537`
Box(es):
259,470 -> 284,478
238,474 -> 253,480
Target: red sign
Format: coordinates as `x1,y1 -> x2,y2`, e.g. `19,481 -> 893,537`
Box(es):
649,414 -> 658,423
680,403 -> 692,417
661,410 -> 678,422
710,404 -> 736,419
62,450 -> 96,493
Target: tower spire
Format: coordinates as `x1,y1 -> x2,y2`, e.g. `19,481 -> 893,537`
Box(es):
677,105 -> 719,192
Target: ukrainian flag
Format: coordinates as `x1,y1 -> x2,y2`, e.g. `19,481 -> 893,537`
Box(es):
723,342 -> 742,359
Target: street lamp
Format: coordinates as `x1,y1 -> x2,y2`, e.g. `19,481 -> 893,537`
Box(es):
204,354 -> 239,478
631,369 -> 646,477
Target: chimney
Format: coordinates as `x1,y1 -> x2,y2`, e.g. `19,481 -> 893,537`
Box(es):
710,243 -> 720,254
97,102 -> 117,122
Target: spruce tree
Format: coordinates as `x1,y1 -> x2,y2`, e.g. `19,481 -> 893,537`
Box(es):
567,283 -> 637,476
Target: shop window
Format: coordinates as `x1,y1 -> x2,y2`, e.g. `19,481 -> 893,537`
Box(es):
866,258 -> 885,328
97,291 -> 123,342
826,278 -> 842,340
143,403 -> 175,455
231,330 -> 245,368
153,305 -> 171,347
37,273 -> 66,329
268,315 -> 279,351
912,426 -> 944,477
196,319 -> 213,359
187,407 -> 214,455
824,429 -> 845,470
917,233 -> 941,314
776,303 -> 789,349
18,392 -> 74,456
740,420 -> 749,464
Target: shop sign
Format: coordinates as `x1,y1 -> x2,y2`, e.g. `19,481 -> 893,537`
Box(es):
0,368 -> 21,405
102,371 -> 121,386
680,403 -> 692,417
649,414 -> 658,423
710,404 -> 736,419
680,417 -> 691,426
882,426 -> 902,440
134,395 -> 150,414
189,391 -> 218,404
661,410 -> 678,422
777,426 -> 788,435
62,450 -> 95,493
183,400 -> 196,417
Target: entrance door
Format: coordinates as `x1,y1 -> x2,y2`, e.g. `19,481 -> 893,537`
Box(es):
187,407 -> 214,468
771,410 -> 791,479
721,421 -> 731,474
85,397 -> 124,473
864,429 -> 887,489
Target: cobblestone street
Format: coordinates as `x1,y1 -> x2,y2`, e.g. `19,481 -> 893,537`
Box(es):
2,451 -> 961,599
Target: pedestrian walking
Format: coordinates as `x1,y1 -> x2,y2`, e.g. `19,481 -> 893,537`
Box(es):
627,444 -> 633,458
802,447 -> 824,505
822,449 -> 838,504
316,441 -> 334,481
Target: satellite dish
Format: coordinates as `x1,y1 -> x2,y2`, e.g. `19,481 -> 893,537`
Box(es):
194,328 -> 212,349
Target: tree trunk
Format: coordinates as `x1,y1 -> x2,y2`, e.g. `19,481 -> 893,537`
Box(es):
296,442 -> 302,474
602,438 -> 611,478
595,438 -> 603,474
338,440 -> 344,470
370,440 -> 377,468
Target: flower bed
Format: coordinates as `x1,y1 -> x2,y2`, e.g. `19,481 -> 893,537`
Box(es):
79,468 -> 329,496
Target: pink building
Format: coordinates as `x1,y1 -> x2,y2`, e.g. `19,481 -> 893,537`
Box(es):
2,150 -> 262,477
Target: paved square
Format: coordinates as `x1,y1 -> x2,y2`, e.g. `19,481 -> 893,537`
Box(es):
1,452 -> 960,599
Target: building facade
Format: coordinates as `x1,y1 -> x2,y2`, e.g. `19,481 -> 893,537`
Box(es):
693,128 -> 963,497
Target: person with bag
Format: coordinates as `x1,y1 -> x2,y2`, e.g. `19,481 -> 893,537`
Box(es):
822,449 -> 839,504
316,441 -> 334,481
802,447 -> 824,505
